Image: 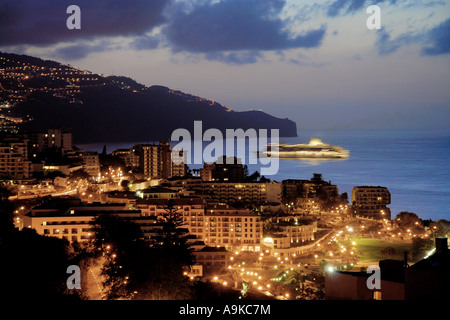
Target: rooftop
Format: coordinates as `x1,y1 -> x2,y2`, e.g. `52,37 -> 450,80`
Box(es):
141,186 -> 178,193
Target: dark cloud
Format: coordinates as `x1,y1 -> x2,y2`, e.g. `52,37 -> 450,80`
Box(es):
48,41 -> 113,60
421,18 -> 450,55
375,28 -> 402,55
204,50 -> 263,65
0,0 -> 167,46
327,0 -> 393,17
375,19 -> 450,56
163,0 -> 326,53
1,0 -> 326,64
326,0 -> 446,17
131,34 -> 164,50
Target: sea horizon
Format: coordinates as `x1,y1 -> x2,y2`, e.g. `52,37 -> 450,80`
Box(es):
77,128 -> 450,222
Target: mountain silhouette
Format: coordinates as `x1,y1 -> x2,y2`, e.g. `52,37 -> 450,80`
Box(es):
0,52 -> 297,143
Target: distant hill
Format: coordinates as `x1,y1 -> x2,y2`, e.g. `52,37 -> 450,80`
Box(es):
0,52 -> 297,144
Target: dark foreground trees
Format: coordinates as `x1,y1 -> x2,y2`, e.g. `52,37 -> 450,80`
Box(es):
90,210 -> 194,300
0,187 -> 82,300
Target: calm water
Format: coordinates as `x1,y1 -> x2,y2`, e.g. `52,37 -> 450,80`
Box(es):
78,130 -> 450,221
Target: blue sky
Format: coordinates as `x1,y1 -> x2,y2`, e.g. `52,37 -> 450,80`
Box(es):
1,0 -> 449,131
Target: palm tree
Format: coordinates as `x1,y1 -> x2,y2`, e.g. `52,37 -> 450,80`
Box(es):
275,269 -> 307,297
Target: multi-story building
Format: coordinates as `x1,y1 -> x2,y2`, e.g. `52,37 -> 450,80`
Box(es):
171,148 -> 186,178
203,203 -> 262,252
135,198 -> 205,217
201,181 -> 281,205
29,128 -> 73,155
23,195 -> 264,253
275,219 -> 317,245
82,151 -> 100,177
162,177 -> 282,205
262,217 -> 318,258
200,163 -> 214,181
22,199 -> 158,243
0,141 -> 31,179
111,148 -> 139,168
134,142 -> 186,179
136,198 -> 263,251
351,186 -> 391,219
200,156 -> 245,182
282,174 -> 339,203
282,179 -> 310,200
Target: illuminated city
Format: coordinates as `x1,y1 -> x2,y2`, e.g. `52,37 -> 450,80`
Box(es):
0,0 -> 449,316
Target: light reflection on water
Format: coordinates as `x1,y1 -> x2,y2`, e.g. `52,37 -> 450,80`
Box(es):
77,130 -> 450,221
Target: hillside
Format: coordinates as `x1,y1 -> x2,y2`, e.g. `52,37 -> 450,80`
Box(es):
0,52 -> 297,143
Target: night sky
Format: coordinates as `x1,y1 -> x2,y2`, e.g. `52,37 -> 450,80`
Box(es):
1,0 -> 449,131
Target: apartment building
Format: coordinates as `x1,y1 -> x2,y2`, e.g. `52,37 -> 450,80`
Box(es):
135,198 -> 205,217
82,151 -> 100,177
351,186 -> 391,219
135,198 -> 263,251
133,142 -> 186,179
199,157 -> 245,182
0,142 -> 31,179
203,203 -> 263,252
282,174 -> 339,204
29,128 -> 73,154
23,195 -> 264,253
111,148 -> 140,168
201,181 -> 281,205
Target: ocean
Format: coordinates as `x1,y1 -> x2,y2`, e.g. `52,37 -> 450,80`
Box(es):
77,130 -> 450,222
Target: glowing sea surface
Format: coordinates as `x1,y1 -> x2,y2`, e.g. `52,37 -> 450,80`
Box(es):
78,130 -> 450,221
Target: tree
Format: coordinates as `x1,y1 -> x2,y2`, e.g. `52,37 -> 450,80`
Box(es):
243,165 -> 249,179
0,187 -> 15,236
45,170 -> 67,182
0,225 -> 81,300
433,219 -> 450,238
395,212 -> 421,230
367,223 -> 383,238
411,237 -> 434,259
69,169 -> 91,181
121,179 -> 130,191
148,200 -> 194,299
99,154 -> 126,174
339,192 -> 349,204
91,211 -> 194,300
152,200 -> 193,265
245,171 -> 260,182
381,246 -> 396,257
188,168 -> 196,177
91,214 -> 148,299
311,173 -> 324,184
